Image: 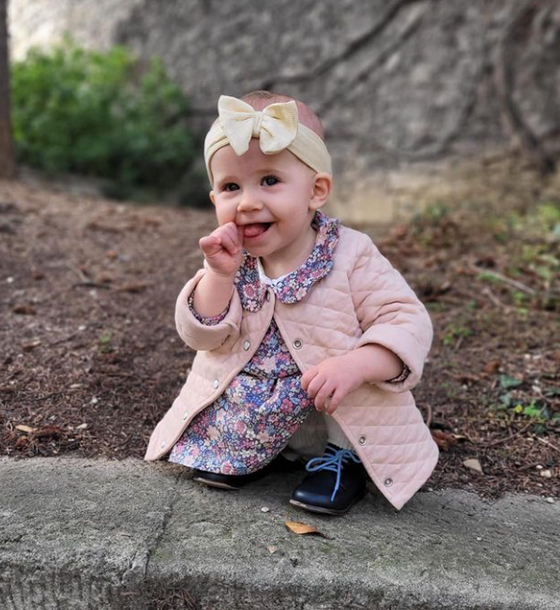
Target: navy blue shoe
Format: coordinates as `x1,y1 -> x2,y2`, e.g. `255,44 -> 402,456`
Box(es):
289,443 -> 367,515
192,469 -> 249,490
193,453 -> 303,491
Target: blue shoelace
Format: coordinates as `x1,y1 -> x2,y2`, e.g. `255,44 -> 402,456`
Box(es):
305,444 -> 362,502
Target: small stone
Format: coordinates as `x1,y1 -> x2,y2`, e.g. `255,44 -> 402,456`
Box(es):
261,506 -> 270,513
90,397 -> 98,405
7,276 -> 14,283
267,545 -> 278,554
540,470 -> 552,479
463,458 -> 483,474
546,497 -> 555,504
76,423 -> 88,430
476,537 -> 482,541
536,464 -> 543,470
78,325 -> 86,331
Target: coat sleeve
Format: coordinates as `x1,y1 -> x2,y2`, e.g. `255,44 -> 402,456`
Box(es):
175,268 -> 243,352
348,234 -> 433,394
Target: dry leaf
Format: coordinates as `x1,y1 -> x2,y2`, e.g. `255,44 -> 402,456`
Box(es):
431,429 -> 459,451
463,458 -> 483,474
285,521 -> 329,538
96,272 -> 115,284
14,436 -> 29,448
12,304 -> 36,315
451,373 -> 481,384
267,546 -> 278,554
32,425 -> 65,440
117,282 -> 149,293
483,360 -> 501,375
22,340 -> 41,352
16,424 -> 35,433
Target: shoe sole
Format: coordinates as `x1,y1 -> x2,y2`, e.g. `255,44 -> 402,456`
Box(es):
289,489 -> 366,516
192,476 -> 241,491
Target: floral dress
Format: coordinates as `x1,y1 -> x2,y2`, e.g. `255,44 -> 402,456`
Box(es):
168,210 -> 341,475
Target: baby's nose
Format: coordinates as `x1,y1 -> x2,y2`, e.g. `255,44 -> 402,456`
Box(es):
237,190 -> 263,211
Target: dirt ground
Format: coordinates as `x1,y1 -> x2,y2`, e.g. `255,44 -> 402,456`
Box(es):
1,172 -> 559,502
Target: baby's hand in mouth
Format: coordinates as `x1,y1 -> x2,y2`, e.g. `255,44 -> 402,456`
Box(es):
199,221 -> 244,278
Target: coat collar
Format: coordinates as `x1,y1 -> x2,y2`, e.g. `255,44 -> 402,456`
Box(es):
234,210 -> 340,312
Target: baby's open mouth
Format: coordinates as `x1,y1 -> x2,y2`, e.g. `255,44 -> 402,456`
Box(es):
242,223 -> 272,238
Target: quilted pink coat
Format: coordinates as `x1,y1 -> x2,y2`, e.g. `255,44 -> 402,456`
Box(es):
144,225 -> 439,510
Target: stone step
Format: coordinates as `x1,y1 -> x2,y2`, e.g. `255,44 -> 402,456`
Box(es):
0,457 -> 558,610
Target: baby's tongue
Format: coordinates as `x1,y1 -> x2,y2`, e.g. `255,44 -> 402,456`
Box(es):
243,223 -> 268,238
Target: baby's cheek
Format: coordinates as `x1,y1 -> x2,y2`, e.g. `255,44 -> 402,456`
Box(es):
215,206 -> 235,227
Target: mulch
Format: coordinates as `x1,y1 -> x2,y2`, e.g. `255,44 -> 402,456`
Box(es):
1,175 -> 559,503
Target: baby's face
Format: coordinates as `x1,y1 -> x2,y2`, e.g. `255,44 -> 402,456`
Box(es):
209,139 -> 328,263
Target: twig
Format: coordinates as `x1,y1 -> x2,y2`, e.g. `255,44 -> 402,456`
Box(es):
66,263 -> 91,283
424,402 -> 433,428
476,420 -> 534,447
481,286 -> 514,311
473,266 -> 536,295
534,436 -> 560,454
72,281 -> 112,290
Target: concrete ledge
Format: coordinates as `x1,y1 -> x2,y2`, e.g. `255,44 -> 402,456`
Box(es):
0,457 -> 558,610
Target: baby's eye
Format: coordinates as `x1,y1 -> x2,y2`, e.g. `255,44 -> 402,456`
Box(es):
223,183 -> 239,192
262,175 -> 280,186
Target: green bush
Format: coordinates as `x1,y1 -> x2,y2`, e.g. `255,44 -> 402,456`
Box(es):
10,36 -> 200,201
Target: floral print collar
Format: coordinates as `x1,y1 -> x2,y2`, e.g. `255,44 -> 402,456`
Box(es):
234,210 -> 340,312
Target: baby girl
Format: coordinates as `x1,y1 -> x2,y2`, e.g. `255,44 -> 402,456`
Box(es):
144,91 -> 439,515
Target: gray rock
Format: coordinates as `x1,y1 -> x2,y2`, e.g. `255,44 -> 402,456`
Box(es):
0,457 -> 558,609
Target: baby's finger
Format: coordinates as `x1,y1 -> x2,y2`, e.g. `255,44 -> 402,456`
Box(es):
306,374 -> 327,402
314,381 -> 336,411
219,231 -> 240,255
218,222 -> 243,254
324,388 -> 343,414
301,368 -> 317,392
199,234 -> 222,256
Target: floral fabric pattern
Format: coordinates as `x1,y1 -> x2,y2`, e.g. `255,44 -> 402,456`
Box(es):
169,318 -> 313,474
187,292 -> 229,325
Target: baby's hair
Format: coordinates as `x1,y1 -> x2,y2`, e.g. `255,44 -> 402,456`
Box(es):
240,90 -> 326,141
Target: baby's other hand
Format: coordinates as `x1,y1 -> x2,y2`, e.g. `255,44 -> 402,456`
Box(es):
199,222 -> 244,279
301,355 -> 364,414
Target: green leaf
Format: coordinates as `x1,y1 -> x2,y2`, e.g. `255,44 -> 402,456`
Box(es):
499,375 -> 523,390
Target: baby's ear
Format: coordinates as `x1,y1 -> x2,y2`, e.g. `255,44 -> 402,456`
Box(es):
209,190 -> 216,206
309,173 -> 332,210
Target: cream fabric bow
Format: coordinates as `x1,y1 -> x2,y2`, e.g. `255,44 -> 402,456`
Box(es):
204,94 -> 332,184
218,95 -> 299,156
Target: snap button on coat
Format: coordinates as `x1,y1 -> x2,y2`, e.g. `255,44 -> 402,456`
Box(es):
358,435 -> 366,445
212,379 -> 219,389
384,478 -> 393,487
182,411 -> 189,421
243,340 -> 251,351
293,339 -> 303,349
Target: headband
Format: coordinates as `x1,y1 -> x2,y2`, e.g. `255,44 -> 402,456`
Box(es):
204,95 -> 332,184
